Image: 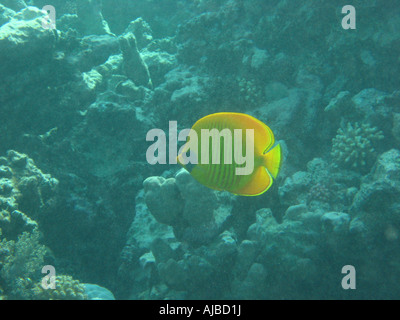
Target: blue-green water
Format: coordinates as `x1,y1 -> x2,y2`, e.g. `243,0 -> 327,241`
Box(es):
0,0 -> 399,300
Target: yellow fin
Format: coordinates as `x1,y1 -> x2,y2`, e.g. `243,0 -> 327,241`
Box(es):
233,166 -> 273,196
263,144 -> 281,179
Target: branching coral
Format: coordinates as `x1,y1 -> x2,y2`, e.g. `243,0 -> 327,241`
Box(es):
0,226 -> 88,300
0,230 -> 47,299
0,150 -> 59,227
307,183 -> 333,203
331,122 -> 384,170
237,77 -> 262,106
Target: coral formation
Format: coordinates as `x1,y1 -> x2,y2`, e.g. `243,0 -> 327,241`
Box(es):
393,113 -> 400,145
0,149 -> 111,300
0,284 -> 5,300
143,176 -> 183,226
307,183 -> 333,204
119,32 -> 152,88
331,122 -> 384,170
0,230 -> 47,299
76,0 -> 113,36
0,6 -> 56,68
83,283 -> 115,300
32,275 -> 87,300
143,169 -> 232,246
0,150 -> 58,238
237,77 -> 262,107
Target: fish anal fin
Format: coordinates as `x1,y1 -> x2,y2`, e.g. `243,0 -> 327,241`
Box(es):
233,166 -> 273,196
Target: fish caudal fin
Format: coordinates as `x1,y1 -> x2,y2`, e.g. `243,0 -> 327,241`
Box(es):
263,144 -> 281,179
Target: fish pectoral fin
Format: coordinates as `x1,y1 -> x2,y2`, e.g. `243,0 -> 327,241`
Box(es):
234,166 -> 273,196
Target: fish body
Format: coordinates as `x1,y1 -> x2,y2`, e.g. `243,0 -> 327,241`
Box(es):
177,112 -> 281,196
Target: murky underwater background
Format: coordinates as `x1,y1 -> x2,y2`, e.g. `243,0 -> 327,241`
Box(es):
0,0 -> 399,300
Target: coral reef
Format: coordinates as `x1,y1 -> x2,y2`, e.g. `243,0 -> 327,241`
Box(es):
76,0 -> 112,36
0,150 -> 58,239
0,6 -> 56,69
393,113 -> 400,145
143,176 -> 183,226
0,149 -> 112,300
0,285 -> 5,300
236,77 -> 263,107
119,32 -> 152,88
0,230 -> 47,299
1,0 -> 399,300
32,275 -> 87,300
83,283 -> 115,300
331,122 -> 384,171
143,169 -> 232,245
307,183 -> 333,204
351,149 -> 400,231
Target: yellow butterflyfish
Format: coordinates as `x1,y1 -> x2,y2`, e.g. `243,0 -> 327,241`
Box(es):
177,112 -> 281,196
